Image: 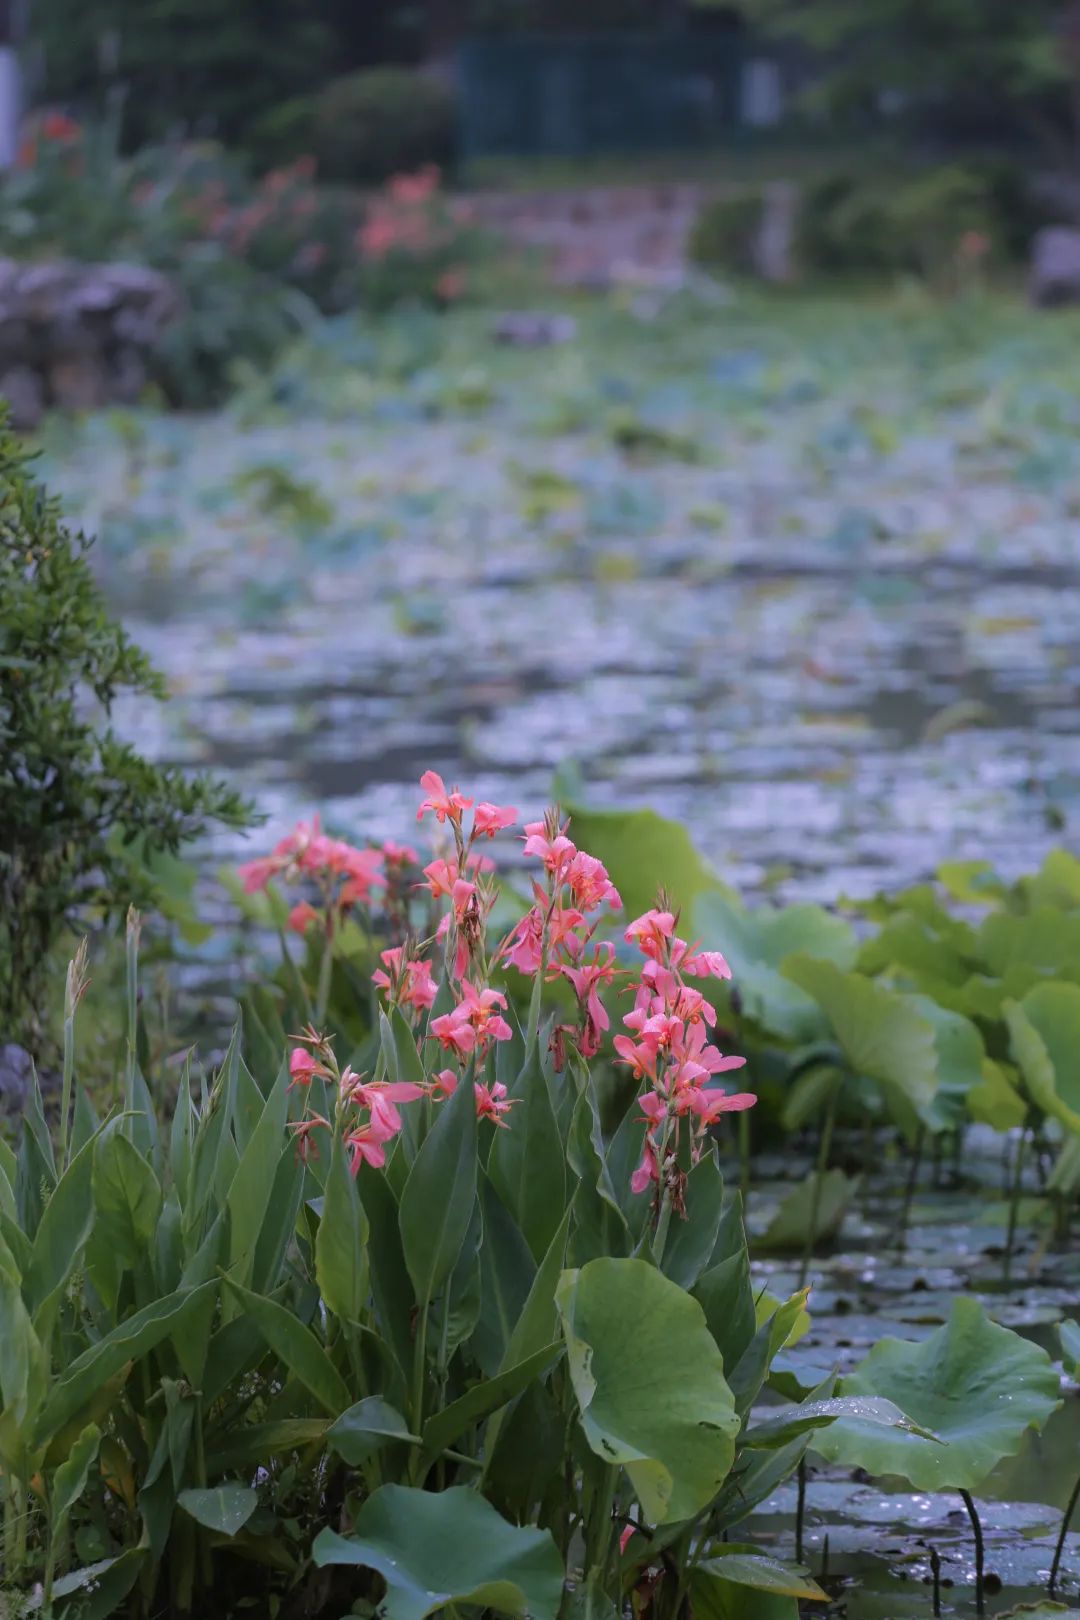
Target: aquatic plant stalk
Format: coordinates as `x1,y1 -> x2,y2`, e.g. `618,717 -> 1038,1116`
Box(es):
1049,1470 -> 1080,1594
960,1488 -> 985,1614
1003,1117 -> 1031,1285
898,1124 -> 925,1250
798,1089 -> 839,1290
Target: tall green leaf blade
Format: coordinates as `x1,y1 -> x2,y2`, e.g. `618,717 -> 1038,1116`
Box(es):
421,1342 -> 563,1461
399,1063 -> 477,1306
220,1274 -> 350,1416
225,1057 -> 290,1288
25,1130 -> 97,1327
33,1282 -> 217,1448
51,1422 -> 102,1538
92,1120 -> 162,1271
488,1043 -> 566,1264
316,1127 -> 369,1323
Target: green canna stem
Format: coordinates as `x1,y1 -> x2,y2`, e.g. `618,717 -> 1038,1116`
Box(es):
1049,1470 -> 1080,1595
411,1299 -> 431,1449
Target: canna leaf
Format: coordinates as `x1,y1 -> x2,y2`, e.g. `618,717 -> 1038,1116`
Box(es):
220,1274 -> 350,1416
315,1127 -> 369,1324
399,1058 -> 477,1307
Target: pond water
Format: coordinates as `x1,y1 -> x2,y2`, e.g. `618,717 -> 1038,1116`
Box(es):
741,1127 -> 1080,1615
40,289 -> 1080,1616
42,292 -> 1080,922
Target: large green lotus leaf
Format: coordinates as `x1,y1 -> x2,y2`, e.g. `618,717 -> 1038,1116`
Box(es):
312,1485 -> 563,1620
557,797 -> 733,921
1059,1319 -> 1080,1378
692,1547 -> 826,1600
1006,983 -> 1080,1135
979,908 -> 1080,978
811,1296 -> 1061,1490
694,894 -> 855,1042
904,995 -> 985,1132
687,1562 -> 801,1620
1023,848 -> 1080,909
556,1258 -> 739,1524
782,957 -> 938,1116
758,1170 -> 857,1253
178,1485 -> 258,1537
967,1058 -> 1027,1133
937,860 -> 1007,905
858,914 -> 968,987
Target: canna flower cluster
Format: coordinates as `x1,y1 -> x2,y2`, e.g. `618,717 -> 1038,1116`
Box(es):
238,813 -> 419,941
287,1028 -> 427,1173
247,770 -> 752,1201
615,907 -> 755,1204
501,808 -> 622,1064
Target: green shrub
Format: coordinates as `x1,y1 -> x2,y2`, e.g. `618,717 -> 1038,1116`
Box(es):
688,188 -> 766,274
311,68 -> 457,184
798,161 -> 1043,282
0,421 -> 248,1047
244,95 -> 317,175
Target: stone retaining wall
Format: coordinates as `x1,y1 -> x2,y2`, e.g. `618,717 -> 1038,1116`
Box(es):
0,259 -> 181,427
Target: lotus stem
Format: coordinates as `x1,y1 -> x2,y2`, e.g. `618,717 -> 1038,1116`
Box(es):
930,1545 -> 942,1616
959,1489 -> 985,1614
898,1125 -> 925,1251
1004,1117 -> 1031,1286
1049,1469 -> 1080,1594
798,1089 -> 838,1290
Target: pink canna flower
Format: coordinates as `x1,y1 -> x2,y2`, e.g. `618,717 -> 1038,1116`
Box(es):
401,957 -> 438,1012
473,802 -> 517,838
383,839 -> 419,866
689,1087 -> 757,1126
417,770 -> 473,825
475,1079 -> 514,1125
237,855 -> 279,893
288,1115 -> 330,1162
503,904 -> 545,975
564,850 -> 622,912
457,979 -> 513,1045
673,938 -> 732,980
287,900 -> 320,934
346,1120 -> 394,1174
429,1010 -> 477,1058
613,1034 -> 659,1085
423,857 -> 459,900
349,1076 -> 427,1137
631,1137 -> 659,1195
560,941 -> 617,1033
372,946 -> 405,995
625,910 -> 676,961
289,1048 -> 329,1089
522,820 -> 576,877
